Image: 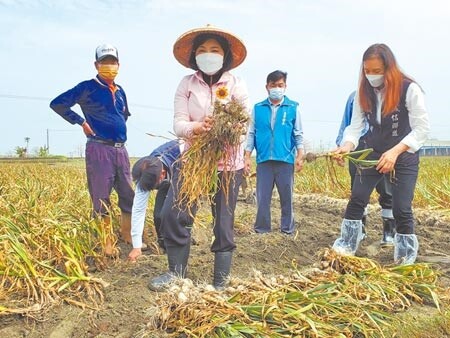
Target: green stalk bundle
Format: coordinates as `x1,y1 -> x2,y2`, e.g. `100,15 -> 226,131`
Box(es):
342,148 -> 379,168
304,148 -> 379,190
305,148 -> 378,168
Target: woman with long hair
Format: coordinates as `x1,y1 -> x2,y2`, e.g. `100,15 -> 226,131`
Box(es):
332,43 -> 430,264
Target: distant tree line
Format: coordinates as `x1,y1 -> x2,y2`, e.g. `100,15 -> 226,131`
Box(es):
14,137 -> 49,158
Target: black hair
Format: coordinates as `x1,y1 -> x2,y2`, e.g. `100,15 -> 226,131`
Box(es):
131,157 -> 162,191
188,33 -> 233,71
267,70 -> 288,84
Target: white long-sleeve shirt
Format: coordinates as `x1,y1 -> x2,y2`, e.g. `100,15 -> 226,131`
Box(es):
343,82 -> 430,153
131,184 -> 150,248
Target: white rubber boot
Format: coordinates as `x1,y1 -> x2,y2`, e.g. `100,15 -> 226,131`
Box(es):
332,219 -> 364,256
394,233 -> 419,265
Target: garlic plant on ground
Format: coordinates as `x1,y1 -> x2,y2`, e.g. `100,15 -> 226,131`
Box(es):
147,249 -> 450,337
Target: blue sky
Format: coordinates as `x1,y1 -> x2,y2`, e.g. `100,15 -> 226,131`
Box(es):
1,0 -> 449,157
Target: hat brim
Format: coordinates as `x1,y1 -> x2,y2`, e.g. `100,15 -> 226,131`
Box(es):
173,25 -> 247,70
97,54 -> 119,62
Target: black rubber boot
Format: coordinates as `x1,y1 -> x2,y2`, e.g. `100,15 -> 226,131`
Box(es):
213,251 -> 233,290
361,215 -> 367,227
361,215 -> 367,240
148,242 -> 190,291
380,218 -> 396,247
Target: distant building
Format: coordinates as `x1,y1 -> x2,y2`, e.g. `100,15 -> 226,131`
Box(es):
419,139 -> 450,156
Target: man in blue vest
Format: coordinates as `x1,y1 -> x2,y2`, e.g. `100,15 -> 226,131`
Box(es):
244,70 -> 304,234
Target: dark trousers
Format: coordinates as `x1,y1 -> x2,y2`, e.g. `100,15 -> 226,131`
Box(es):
153,180 -> 170,241
344,163 -> 419,234
160,162 -> 243,252
85,141 -> 134,216
211,170 -> 243,252
254,160 -> 295,233
349,160 -> 392,211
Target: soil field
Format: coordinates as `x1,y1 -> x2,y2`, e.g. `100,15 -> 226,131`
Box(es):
1,193 -> 449,338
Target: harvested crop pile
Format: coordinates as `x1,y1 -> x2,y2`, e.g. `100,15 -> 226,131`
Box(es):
146,249 -> 450,337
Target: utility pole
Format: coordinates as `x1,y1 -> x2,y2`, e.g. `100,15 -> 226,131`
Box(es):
24,137 -> 30,157
47,128 -> 50,153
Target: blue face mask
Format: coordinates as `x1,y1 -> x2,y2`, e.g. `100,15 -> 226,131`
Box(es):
268,87 -> 285,101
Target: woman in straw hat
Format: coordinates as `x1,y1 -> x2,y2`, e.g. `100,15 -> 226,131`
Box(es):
149,25 -> 249,291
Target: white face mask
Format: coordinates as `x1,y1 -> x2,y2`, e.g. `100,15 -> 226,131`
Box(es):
195,53 -> 224,75
365,74 -> 384,87
268,87 -> 285,101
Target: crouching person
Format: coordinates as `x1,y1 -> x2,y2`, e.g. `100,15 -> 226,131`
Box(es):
128,140 -> 181,263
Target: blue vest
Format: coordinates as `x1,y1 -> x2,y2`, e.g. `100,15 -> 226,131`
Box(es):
253,96 -> 299,164
149,140 -> 181,176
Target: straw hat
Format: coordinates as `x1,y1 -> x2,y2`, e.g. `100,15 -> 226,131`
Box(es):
173,24 -> 247,70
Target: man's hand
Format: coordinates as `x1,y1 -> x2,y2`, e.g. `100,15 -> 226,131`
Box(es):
82,121 -> 95,137
128,248 -> 142,263
295,150 -> 304,172
244,151 -> 252,176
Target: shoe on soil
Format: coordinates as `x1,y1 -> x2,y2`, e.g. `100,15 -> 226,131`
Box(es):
394,233 -> 419,265
149,242 -> 191,291
361,224 -> 367,241
332,219 -> 364,255
380,218 -> 396,247
213,251 -> 232,290
148,272 -> 177,291
360,214 -> 368,240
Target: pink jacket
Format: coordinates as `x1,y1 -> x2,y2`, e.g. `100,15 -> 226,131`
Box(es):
174,71 -> 250,171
